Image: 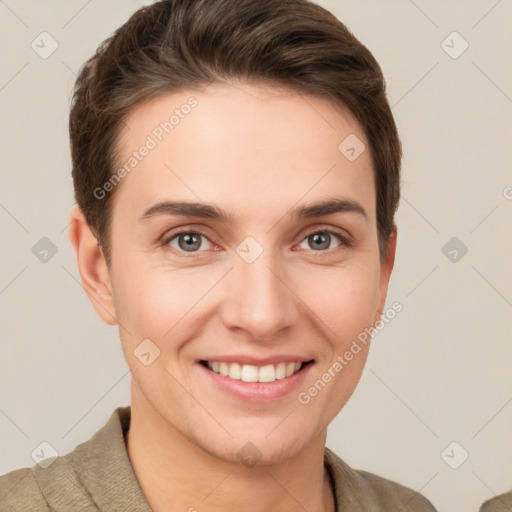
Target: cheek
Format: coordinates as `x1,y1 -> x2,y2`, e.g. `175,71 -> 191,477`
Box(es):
297,262 -> 381,341
112,267 -> 200,381
112,258 -> 223,341
112,250 -> 381,350
117,274 -> 183,335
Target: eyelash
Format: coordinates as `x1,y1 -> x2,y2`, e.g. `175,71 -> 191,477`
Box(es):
160,227 -> 352,255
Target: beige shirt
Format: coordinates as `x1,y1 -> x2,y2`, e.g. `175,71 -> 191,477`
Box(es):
0,406 -> 437,511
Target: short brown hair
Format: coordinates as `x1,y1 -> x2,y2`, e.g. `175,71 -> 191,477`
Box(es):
69,0 -> 401,266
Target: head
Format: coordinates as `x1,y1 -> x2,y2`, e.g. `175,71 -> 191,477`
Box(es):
69,0 -> 401,465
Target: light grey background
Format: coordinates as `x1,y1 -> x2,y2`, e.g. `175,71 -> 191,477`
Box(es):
0,1 -> 511,511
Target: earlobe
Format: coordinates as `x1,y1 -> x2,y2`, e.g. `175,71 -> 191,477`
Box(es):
68,206 -> 118,326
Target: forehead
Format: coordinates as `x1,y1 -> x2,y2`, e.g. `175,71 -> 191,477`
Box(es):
112,81 -> 375,227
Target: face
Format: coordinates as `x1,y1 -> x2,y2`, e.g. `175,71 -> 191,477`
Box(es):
82,81 -> 395,465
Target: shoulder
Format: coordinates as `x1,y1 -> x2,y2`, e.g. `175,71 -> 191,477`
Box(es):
0,467 -> 49,511
324,447 -> 437,511
479,492 -> 512,512
356,468 -> 437,511
1,440 -> 101,511
0,406 -> 142,511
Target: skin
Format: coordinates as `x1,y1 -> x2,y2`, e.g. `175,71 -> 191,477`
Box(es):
69,80 -> 396,512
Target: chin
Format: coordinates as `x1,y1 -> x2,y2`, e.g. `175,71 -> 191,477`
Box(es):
199,422 -> 320,467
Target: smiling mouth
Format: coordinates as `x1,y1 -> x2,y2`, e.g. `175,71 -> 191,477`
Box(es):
199,360 -> 314,383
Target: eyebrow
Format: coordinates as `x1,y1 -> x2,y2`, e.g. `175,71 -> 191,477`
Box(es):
138,198 -> 368,223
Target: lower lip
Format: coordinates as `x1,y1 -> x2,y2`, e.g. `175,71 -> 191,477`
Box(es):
197,362 -> 314,402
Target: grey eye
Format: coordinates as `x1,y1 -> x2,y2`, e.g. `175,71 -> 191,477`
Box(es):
298,231 -> 343,252
168,232 -> 213,252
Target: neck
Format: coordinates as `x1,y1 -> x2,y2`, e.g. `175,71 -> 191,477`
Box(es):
125,383 -> 335,512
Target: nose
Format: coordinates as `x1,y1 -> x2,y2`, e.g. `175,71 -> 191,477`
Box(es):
219,244 -> 300,342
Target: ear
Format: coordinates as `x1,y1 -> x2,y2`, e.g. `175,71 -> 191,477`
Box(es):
68,206 -> 118,326
375,226 -> 397,322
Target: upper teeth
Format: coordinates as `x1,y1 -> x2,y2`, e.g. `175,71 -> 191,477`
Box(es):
206,361 -> 303,383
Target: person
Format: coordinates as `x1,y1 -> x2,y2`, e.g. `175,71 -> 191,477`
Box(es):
479,492 -> 512,512
0,0 -> 438,510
